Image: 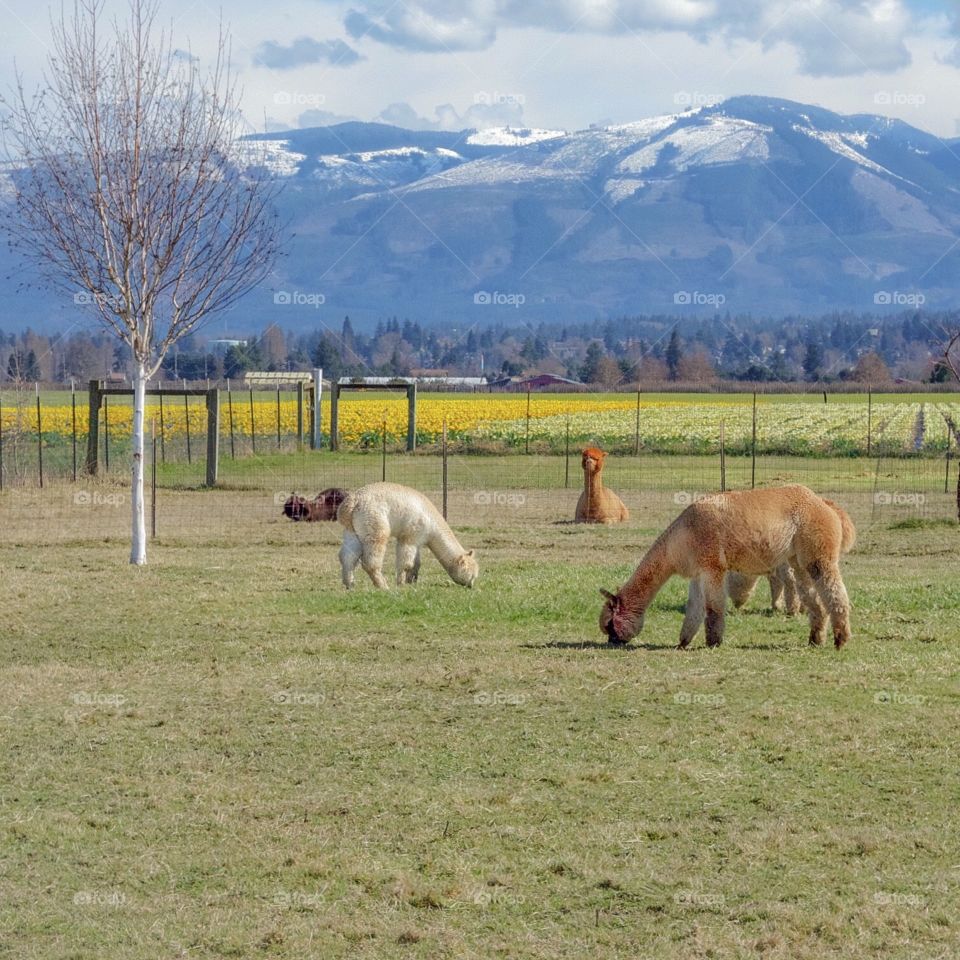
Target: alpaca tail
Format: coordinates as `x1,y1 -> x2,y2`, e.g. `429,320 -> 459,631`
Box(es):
336,493 -> 357,531
822,498 -> 857,554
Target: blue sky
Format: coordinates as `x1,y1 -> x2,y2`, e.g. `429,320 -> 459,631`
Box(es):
3,0 -> 960,136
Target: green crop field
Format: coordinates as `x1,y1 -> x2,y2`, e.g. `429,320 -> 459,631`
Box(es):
1,476 -> 958,959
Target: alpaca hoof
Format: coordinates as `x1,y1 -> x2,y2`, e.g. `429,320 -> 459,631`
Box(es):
834,634 -> 849,650
677,641 -> 690,651
705,638 -> 723,648
808,633 -> 825,647
607,637 -> 629,647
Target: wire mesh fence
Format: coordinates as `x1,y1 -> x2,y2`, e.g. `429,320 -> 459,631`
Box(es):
1,386 -> 957,544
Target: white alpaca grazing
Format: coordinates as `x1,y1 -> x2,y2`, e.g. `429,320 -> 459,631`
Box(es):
337,482 -> 479,589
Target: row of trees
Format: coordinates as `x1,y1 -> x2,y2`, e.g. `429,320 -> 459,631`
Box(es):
4,309 -> 953,387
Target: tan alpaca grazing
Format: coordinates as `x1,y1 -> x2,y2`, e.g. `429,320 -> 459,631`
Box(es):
575,448 -> 629,524
337,482 -> 479,589
724,497 -> 855,619
599,485 -> 853,650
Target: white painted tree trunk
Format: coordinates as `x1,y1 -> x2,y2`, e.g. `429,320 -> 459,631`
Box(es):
130,363 -> 147,565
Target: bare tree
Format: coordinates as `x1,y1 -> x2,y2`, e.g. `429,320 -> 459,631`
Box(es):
942,328 -> 960,522
1,0 -> 280,563
945,329 -> 960,384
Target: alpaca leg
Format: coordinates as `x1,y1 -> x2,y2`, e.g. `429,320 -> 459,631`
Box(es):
781,565 -> 802,616
768,569 -> 785,612
360,537 -> 390,589
703,572 -> 727,648
396,541 -> 420,586
812,562 -> 852,649
411,548 -> 421,583
679,577 -> 705,649
339,532 -> 362,590
792,561 -> 827,646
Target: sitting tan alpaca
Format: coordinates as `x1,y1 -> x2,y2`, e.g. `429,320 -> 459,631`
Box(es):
337,482 -> 478,589
599,485 -> 853,650
575,448 -> 629,524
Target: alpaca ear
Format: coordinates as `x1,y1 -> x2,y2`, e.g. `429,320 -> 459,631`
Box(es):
466,550 -> 475,557
600,588 -> 618,603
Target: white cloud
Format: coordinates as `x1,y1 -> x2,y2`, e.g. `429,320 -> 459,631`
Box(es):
253,37 -> 362,69
376,99 -> 526,130
340,0 -> 917,77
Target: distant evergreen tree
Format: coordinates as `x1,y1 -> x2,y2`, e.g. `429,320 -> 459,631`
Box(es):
223,341 -> 263,379
579,342 -> 605,383
802,339 -> 824,381
767,350 -> 791,382
665,330 -> 683,381
310,335 -> 343,379
7,349 -> 41,381
341,316 -> 357,359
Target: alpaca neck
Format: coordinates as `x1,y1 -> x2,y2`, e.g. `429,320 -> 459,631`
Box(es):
428,522 -> 466,567
620,537 -> 675,619
584,469 -> 605,505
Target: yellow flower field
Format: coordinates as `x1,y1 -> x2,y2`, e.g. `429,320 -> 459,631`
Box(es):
0,394 -> 639,445
1,392 -> 956,455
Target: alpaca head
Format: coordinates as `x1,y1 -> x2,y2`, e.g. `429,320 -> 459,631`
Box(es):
599,588 -> 642,645
283,493 -> 308,521
450,550 -> 479,588
582,447 -> 607,476
314,487 -> 348,521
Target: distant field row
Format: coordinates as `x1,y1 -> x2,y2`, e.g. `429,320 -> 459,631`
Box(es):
1,391 -> 958,456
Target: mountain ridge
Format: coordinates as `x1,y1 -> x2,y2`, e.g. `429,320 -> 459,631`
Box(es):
3,97 -> 959,333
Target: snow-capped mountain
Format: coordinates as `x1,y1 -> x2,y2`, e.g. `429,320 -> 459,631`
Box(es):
3,98 -> 960,331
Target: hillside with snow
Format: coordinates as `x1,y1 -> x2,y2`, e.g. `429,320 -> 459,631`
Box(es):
3,97 -> 960,330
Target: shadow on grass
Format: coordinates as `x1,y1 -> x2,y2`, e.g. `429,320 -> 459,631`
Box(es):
522,640 -> 675,652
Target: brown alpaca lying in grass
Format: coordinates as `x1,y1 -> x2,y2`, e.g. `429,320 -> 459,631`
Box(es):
599,485 -> 854,650
575,448 -> 629,524
283,488 -> 347,522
